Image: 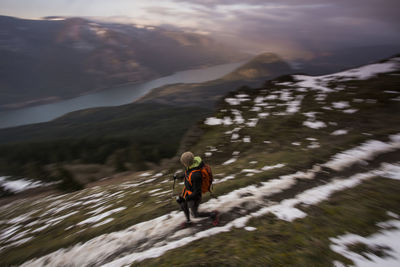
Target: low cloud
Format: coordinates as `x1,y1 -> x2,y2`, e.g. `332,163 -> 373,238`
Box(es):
168,0 -> 400,58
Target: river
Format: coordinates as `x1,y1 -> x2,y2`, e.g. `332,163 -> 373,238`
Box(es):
0,61 -> 245,129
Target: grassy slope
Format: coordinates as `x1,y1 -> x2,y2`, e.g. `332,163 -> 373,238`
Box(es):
0,59 -> 399,265
186,70 -> 400,182
137,177 -> 400,266
136,62 -> 400,265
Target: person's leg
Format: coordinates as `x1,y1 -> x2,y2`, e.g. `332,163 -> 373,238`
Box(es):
189,198 -> 212,218
177,197 -> 191,222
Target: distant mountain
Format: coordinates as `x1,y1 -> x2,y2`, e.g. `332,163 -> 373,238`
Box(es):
0,16 -> 248,110
137,53 -> 293,107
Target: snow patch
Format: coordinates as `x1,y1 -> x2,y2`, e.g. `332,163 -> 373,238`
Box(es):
0,176 -> 46,193
243,136 -> 251,143
286,95 -> 304,114
258,112 -> 270,118
332,101 -> 350,109
77,207 -> 126,225
324,134 -> 400,171
148,188 -> 161,194
331,219 -> 400,267
204,117 -> 233,126
222,158 -> 237,165
261,164 -> 285,171
343,109 -> 358,114
308,142 -> 320,149
204,117 -> 223,126
375,162 -> 400,180
331,129 -> 348,136
214,175 -> 236,184
303,121 -> 327,129
246,118 -> 259,127
225,97 -> 249,105
139,172 -> 152,177
92,218 -> 114,228
293,58 -> 399,94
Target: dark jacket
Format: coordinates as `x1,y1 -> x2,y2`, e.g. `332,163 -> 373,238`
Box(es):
182,157 -> 204,201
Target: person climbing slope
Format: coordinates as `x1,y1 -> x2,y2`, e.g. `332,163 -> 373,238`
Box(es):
174,151 -> 218,227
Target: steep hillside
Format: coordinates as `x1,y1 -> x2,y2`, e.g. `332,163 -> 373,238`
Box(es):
0,57 -> 400,266
137,53 -> 293,107
0,16 -> 247,110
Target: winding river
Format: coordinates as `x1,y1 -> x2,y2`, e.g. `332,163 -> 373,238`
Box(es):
0,61 -> 245,129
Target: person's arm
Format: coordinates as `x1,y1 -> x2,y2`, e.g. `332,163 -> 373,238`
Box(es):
186,171 -> 202,201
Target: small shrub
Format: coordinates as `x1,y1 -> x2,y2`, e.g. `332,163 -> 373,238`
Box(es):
56,167 -> 84,192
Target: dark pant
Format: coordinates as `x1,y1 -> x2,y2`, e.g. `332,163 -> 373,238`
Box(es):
178,197 -> 211,222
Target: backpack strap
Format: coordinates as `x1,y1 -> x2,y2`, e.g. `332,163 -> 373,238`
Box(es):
186,169 -> 200,186
182,188 -> 192,198
181,169 -> 200,198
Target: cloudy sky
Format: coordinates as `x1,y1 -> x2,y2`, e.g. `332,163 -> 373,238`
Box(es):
1,0 -> 400,58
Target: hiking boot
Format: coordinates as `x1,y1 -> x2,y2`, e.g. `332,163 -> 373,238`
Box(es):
210,210 -> 219,226
180,221 -> 193,229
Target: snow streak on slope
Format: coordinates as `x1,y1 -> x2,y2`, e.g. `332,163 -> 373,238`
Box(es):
324,134 -> 400,171
293,57 -> 399,93
331,216 -> 400,267
21,135 -> 400,267
0,177 -> 49,193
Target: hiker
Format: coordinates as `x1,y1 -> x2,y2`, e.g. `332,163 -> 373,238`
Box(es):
174,151 -> 218,227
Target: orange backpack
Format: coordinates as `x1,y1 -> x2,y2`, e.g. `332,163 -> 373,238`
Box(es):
200,164 -> 213,194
